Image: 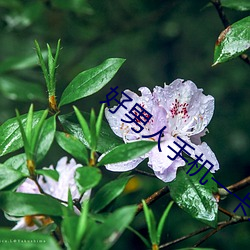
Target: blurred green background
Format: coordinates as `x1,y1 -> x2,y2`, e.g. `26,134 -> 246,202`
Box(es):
0,0 -> 249,249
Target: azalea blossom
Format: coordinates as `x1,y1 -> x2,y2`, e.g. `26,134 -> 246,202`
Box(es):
103,79 -> 219,182
11,157 -> 89,231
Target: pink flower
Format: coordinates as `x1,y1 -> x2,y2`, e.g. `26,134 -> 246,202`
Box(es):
103,79 -> 219,182
12,157 -> 90,231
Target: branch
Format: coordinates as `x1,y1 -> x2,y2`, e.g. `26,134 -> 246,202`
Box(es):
159,224 -> 212,249
160,216 -> 250,249
193,216 -> 250,247
134,169 -> 157,178
211,0 -> 250,66
218,176 -> 250,197
136,186 -> 170,215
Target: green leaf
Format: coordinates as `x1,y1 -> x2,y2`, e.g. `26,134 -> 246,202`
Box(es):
36,169 -> 59,181
59,112 -> 123,153
90,109 -> 97,150
36,116 -> 56,162
0,111 -> 44,157
96,104 -> 105,141
52,0 -> 93,14
0,192 -> 65,216
0,51 -> 47,74
168,164 -> 218,227
221,0 -> 250,11
56,131 -> 89,165
59,58 -> 125,106
127,226 -> 151,248
213,16 -> 250,65
91,176 -> 132,213
75,167 -> 102,194
73,106 -> 91,147
0,228 -> 60,250
97,140 -> 157,166
83,205 -> 137,250
157,201 -> 174,244
0,164 -> 27,190
4,154 -> 28,175
62,201 -> 89,250
0,76 -> 46,102
30,110 -> 49,158
76,201 -> 89,248
142,200 -> 157,244
62,215 -> 80,250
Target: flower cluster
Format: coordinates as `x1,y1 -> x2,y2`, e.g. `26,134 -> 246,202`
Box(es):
103,79 -> 219,182
11,157 -> 89,231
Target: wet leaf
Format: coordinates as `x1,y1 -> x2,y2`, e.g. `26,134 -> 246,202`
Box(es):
0,77 -> 45,102
59,112 -> 123,153
168,164 -> 218,227
0,192 -> 65,216
56,131 -> 89,165
221,0 -> 250,11
59,58 -> 125,106
75,167 -> 102,194
0,111 -> 44,157
37,116 -> 56,162
83,206 -> 137,250
213,16 -> 250,65
97,140 -> 157,166
91,176 -> 132,213
0,164 -> 27,190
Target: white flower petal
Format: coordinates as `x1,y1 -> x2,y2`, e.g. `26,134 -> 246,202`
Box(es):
16,178 -> 40,194
148,139 -> 186,182
105,156 -> 146,172
154,79 -> 214,136
193,142 -> 220,173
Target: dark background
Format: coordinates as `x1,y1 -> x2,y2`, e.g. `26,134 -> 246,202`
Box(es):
0,0 -> 249,249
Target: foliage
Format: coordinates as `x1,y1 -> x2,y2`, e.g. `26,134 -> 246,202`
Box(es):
0,1 -> 249,250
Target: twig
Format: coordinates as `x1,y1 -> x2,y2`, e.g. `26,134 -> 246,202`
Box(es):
33,177 -> 68,204
134,169 -> 157,178
193,216 -> 250,247
218,206 -> 234,218
136,186 -> 169,215
211,0 -> 250,66
159,224 -> 212,249
218,176 -> 250,197
160,215 -> 249,249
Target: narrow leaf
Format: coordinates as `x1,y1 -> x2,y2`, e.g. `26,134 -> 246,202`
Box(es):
59,112 -> 123,153
73,106 -> 91,146
76,200 -> 89,248
0,111 -> 44,157
0,164 -> 27,190
75,167 -> 102,194
0,191 -> 65,216
36,116 -> 56,162
0,76 -> 45,102
91,176 -> 132,213
157,201 -> 174,244
96,104 -> 105,141
56,131 -> 89,165
97,141 -> 157,166
59,58 -> 125,106
221,0 -> 250,11
90,108 -> 97,150
83,205 -> 136,250
36,169 -> 59,181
